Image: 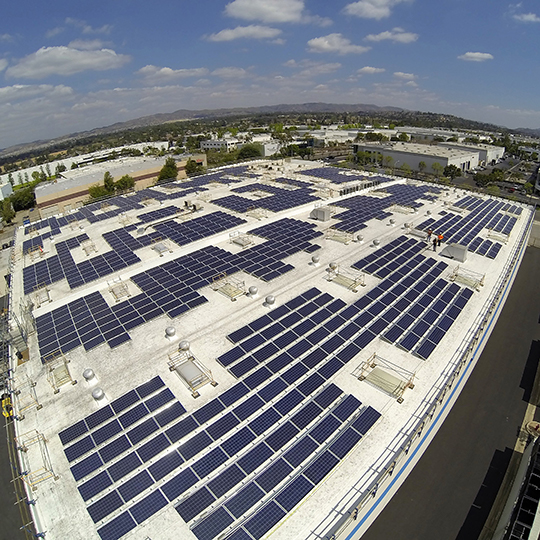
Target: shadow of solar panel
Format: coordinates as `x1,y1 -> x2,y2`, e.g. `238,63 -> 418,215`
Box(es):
243,501 -> 286,540
88,490 -> 123,523
97,511 -> 136,540
221,484 -> 263,524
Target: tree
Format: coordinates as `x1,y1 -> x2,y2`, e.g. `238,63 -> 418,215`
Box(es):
486,185 -> 500,196
55,163 -> 67,176
17,173 -> 23,185
524,182 -> 533,195
185,159 -> 205,176
10,187 -> 35,210
398,132 -> 409,142
443,164 -> 462,179
8,173 -> 14,187
24,172 -> 29,184
158,157 -> 178,181
237,143 -> 263,160
356,151 -> 370,166
115,174 -> 135,192
400,163 -> 412,176
418,161 -> 427,174
432,162 -> 443,177
71,162 -> 78,169
1,199 -> 15,223
383,155 -> 394,170
88,184 -> 110,199
103,171 -> 115,192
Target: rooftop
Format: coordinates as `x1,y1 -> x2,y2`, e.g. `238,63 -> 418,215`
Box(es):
7,159 -> 534,540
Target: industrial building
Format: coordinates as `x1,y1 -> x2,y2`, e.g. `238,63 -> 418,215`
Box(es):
3,160 -> 533,540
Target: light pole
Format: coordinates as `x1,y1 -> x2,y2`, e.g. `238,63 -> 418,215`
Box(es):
393,160 -> 400,177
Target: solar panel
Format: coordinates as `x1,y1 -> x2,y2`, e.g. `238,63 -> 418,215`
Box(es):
88,490 -> 124,523
111,390 -> 139,414
303,450 -> 340,485
65,435 -> 95,462
129,489 -> 168,525
99,435 -> 131,463
59,420 -> 88,445
207,464 -> 246,498
243,501 -> 286,539
97,511 -> 136,540
108,452 -> 143,482
238,442 -> 274,474
70,452 -> 104,482
225,481 -> 265,518
177,487 -> 216,522
78,471 -> 113,501
193,399 -> 225,425
178,431 -> 212,461
161,468 -> 198,501
191,507 -> 235,540
234,394 -> 265,421
275,474 -> 314,511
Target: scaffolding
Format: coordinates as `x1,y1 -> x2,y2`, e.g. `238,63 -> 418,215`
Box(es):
43,351 -> 77,394
25,245 -> 44,262
14,430 -> 58,491
81,238 -> 97,256
325,264 -> 365,292
108,277 -> 131,302
229,231 -> 254,249
449,265 -> 484,290
168,347 -> 217,398
211,273 -> 246,301
325,228 -> 354,245
33,284 -> 51,308
354,353 -> 415,403
11,375 -> 42,420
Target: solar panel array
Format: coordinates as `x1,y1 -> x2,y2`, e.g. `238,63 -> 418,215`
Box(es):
58,324 -> 381,540
331,184 -> 443,232
415,196 -> 520,259
298,167 -> 372,184
212,183 -> 319,213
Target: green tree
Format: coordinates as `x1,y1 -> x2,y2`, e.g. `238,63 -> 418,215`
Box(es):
1,199 -> 15,223
400,163 -> 412,176
443,164 -> 462,179
24,172 -> 29,184
383,155 -> 394,169
418,161 -> 427,174
432,162 -> 443,177
237,143 -> 263,160
356,151 -> 370,166
398,132 -> 409,142
88,184 -> 110,199
55,163 -> 67,176
486,185 -> 500,196
10,187 -> 35,210
185,159 -> 205,176
158,157 -> 178,181
524,182 -> 533,194
115,174 -> 135,192
17,173 -> 23,185
8,173 -> 14,187
103,171 -> 115,192
71,162 -> 78,169
31,171 -> 40,182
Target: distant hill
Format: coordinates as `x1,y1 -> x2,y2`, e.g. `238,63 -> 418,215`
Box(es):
515,127 -> 540,138
0,102 -> 520,159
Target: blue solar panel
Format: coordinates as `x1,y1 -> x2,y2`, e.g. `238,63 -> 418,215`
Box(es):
136,376 -> 165,398
127,417 -> 159,445
225,482 -> 265,518
207,464 -> 246,498
88,490 -> 124,522
129,489 -> 168,525
238,442 -> 274,474
99,435 -> 131,463
97,511 -> 136,540
70,452 -> 104,481
303,450 -> 339,485
93,419 -> 123,445
249,407 -> 281,435
78,471 -> 112,501
329,427 -> 363,459
193,399 -> 225,424
178,431 -> 212,461
154,401 -> 186,427
161,468 -> 198,501
352,406 -> 381,434
191,507 -> 235,540
145,388 -> 175,412
59,420 -> 88,445
108,452 -> 143,482
234,394 -> 265,421
177,487 -> 217,523
243,501 -> 286,539
192,447 -> 228,478
118,470 -> 153,503
219,382 -> 250,407
65,435 -> 95,462
256,458 -> 293,492
111,390 -> 139,414
310,415 -> 341,443
275,474 -> 314,511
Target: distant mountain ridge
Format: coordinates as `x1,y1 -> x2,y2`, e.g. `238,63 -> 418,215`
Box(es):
0,102 -> 527,159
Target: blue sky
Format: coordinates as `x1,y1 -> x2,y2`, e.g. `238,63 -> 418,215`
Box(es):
1,0 -> 539,149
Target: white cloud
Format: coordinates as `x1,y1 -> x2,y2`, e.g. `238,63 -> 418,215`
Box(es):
0,84 -> 74,105
6,46 -> 131,79
68,39 -> 108,50
513,12 -> 540,22
358,66 -> 385,74
295,62 -> 342,77
0,59 -> 7,72
65,17 -> 113,35
46,27 -> 64,38
307,34 -> 370,54
457,52 -> 494,62
394,71 -> 416,79
211,67 -> 249,78
136,65 -> 209,80
224,0 -> 331,25
344,0 -> 411,20
207,25 -> 282,42
365,27 -> 418,43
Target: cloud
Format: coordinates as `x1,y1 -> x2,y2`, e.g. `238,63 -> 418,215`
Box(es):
224,0 -> 331,25
65,17 -> 113,35
358,66 -> 385,74
285,60 -> 342,77
45,27 -> 64,38
365,27 -> 418,43
68,39 -> 108,50
207,25 -> 282,42
0,59 -> 7,72
307,34 -> 370,54
513,12 -> 540,22
6,46 -> 131,79
136,65 -> 209,80
457,51 -> 494,62
0,84 -> 74,106
0,33 -> 13,42
394,71 -> 416,79
344,0 -> 411,20
211,67 -> 249,78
